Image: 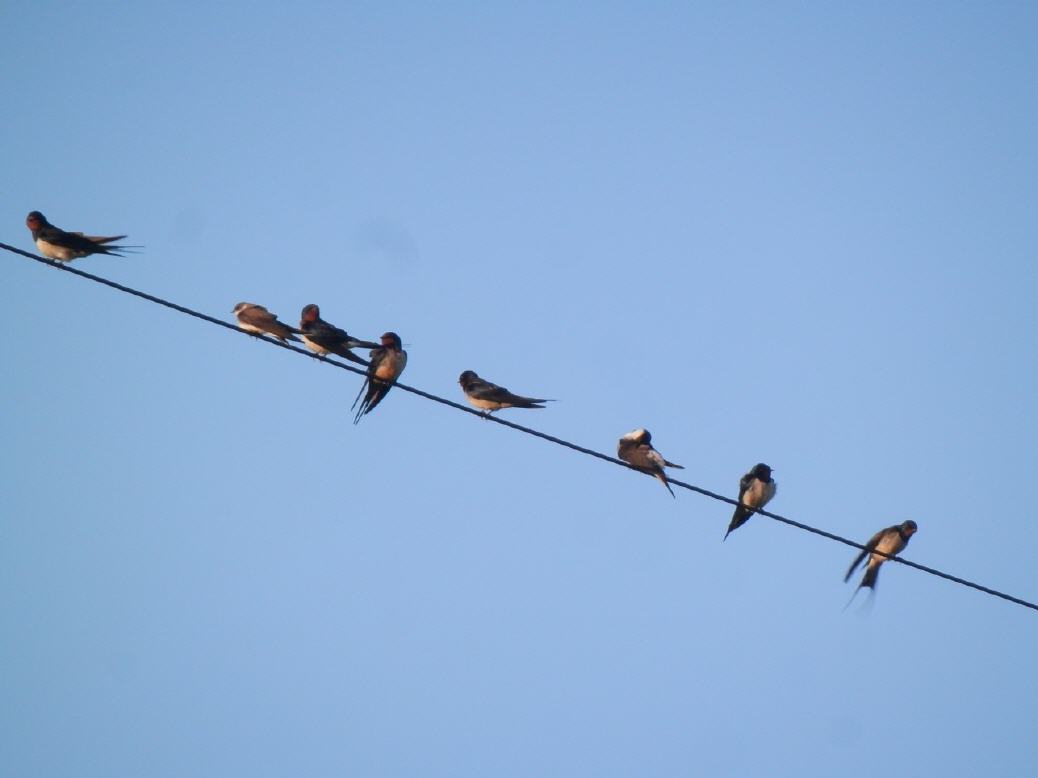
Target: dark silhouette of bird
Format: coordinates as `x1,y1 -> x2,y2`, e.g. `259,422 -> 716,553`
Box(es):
458,370 -> 552,415
845,520 -> 918,593
26,210 -> 137,261
298,304 -> 378,365
724,463 -> 776,540
352,332 -> 407,423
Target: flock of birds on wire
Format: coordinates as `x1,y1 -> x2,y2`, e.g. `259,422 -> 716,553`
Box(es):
24,209 -> 920,603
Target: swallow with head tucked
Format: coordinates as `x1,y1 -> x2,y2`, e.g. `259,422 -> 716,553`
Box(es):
617,428 -> 684,498
232,302 -> 302,343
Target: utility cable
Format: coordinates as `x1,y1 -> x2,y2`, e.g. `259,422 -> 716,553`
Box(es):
4,240 -> 1035,612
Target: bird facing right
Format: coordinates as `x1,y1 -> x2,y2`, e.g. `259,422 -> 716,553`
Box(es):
845,520 -> 918,593
724,463 -> 776,540
352,332 -> 408,423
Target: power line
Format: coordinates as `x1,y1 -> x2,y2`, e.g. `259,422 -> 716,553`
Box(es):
4,240 -> 1036,613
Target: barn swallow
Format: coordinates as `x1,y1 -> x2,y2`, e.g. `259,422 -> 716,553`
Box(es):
458,370 -> 552,415
232,302 -> 302,343
298,304 -> 379,365
845,520 -> 918,593
25,211 -> 136,261
724,463 -> 776,540
352,332 -> 408,423
617,428 -> 684,497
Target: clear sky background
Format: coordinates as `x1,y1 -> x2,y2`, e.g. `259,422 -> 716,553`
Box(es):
3,2 -> 1037,776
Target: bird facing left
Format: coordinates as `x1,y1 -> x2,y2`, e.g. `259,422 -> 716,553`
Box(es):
26,210 -> 139,261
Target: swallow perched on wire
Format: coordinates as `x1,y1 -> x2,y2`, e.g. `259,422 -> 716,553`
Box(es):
232,302 -> 302,343
724,463 -> 776,540
25,210 -> 137,261
298,304 -> 379,365
352,332 -> 407,423
458,370 -> 552,416
845,520 -> 918,594
617,428 -> 684,497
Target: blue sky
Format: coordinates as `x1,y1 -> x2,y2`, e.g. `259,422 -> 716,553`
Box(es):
3,2 -> 1037,776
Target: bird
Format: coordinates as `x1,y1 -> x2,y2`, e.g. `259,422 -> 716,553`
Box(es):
724,463 -> 777,540
845,520 -> 918,593
298,304 -> 379,365
232,302 -> 302,343
25,210 -> 136,261
616,428 -> 684,497
458,370 -> 552,415
352,332 -> 408,423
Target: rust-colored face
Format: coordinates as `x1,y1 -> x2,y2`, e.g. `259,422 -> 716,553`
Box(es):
26,212 -> 44,231
381,332 -> 401,348
301,304 -> 320,323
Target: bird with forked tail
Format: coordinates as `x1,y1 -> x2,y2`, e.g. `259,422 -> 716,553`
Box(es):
352,332 -> 407,423
298,304 -> 379,366
845,520 -> 918,599
458,370 -> 553,416
26,210 -> 139,261
724,463 -> 776,541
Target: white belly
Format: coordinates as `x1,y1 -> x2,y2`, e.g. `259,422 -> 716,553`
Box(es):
238,322 -> 266,336
36,239 -> 79,261
467,395 -> 506,411
301,336 -> 328,356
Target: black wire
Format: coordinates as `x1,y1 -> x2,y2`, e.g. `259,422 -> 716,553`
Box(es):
4,240 -> 1036,612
